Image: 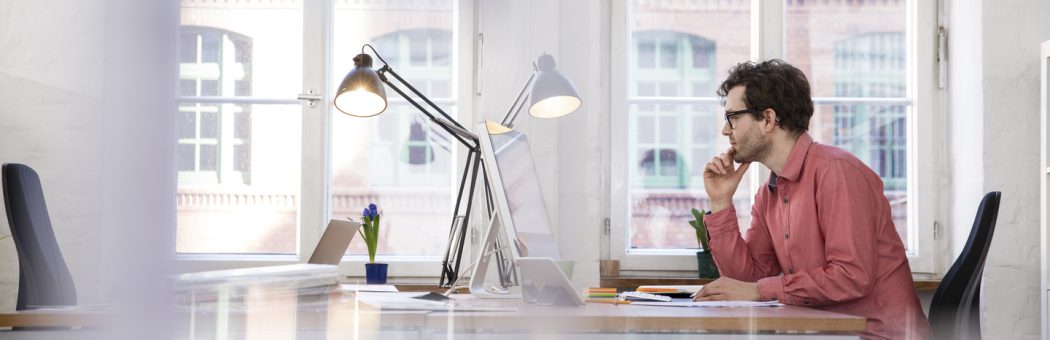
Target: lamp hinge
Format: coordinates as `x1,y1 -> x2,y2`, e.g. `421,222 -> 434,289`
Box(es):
603,218 -> 611,236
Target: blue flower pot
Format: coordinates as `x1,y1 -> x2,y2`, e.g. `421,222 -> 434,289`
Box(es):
365,263 -> 388,284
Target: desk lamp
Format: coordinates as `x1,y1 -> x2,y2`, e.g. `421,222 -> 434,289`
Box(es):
335,46 -> 582,287
335,44 -> 481,287
490,53 -> 582,133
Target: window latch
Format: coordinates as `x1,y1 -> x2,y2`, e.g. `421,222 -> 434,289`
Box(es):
297,89 -> 323,108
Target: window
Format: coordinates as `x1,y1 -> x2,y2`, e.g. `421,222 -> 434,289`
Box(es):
785,2 -> 927,267
613,1 -> 753,266
175,0 -> 465,275
828,33 -> 909,244
632,31 -> 717,190
612,0 -> 937,273
176,1 -> 303,255
178,27 -> 253,185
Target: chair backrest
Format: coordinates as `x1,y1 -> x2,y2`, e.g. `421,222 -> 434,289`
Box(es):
3,163 -> 77,310
928,191 -> 1001,340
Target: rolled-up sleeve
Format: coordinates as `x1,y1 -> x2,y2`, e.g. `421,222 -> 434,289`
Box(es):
704,197 -> 781,282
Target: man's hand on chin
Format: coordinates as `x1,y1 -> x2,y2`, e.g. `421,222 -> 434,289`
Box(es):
692,277 -> 761,302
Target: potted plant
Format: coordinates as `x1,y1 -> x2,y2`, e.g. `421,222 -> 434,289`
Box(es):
361,203 -> 387,284
688,208 -> 719,279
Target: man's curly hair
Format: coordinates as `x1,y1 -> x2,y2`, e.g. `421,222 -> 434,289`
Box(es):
716,59 -> 813,136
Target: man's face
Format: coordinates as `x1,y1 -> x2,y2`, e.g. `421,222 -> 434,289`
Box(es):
722,86 -> 769,163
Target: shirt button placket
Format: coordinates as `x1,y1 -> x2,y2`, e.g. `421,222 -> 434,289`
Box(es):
781,182 -> 793,273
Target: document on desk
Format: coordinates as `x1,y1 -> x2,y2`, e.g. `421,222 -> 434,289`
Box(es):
340,284 -> 399,293
355,292 -> 517,312
631,300 -> 784,308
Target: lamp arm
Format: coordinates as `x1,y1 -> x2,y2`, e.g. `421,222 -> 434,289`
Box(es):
378,66 -> 477,143
369,63 -> 483,288
500,71 -> 537,128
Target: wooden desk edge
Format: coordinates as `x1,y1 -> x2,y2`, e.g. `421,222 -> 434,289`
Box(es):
0,311 -> 112,328
423,308 -> 866,333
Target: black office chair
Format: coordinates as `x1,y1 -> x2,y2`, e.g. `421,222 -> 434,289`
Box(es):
3,163 -> 77,311
928,191 -> 1001,340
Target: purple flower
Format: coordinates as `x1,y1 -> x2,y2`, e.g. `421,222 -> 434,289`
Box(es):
368,203 -> 378,218
362,208 -> 370,219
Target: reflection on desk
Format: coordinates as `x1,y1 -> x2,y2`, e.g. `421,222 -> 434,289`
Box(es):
171,283 -> 865,339
1,282 -> 867,339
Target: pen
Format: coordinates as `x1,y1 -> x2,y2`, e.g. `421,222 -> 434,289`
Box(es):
586,299 -> 631,305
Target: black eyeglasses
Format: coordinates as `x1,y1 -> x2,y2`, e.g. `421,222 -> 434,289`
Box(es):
723,108 -> 781,130
724,108 -> 763,130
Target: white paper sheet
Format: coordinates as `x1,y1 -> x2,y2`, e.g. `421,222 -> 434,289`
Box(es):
355,292 -> 518,312
340,284 -> 399,292
631,300 -> 784,308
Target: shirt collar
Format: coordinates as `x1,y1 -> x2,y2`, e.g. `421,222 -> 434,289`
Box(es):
772,132 -> 814,182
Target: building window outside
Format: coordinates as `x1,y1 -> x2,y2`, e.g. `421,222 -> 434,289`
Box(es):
626,1 -> 752,251
620,0 -> 920,264
178,27 -> 253,186
829,31 -> 908,243
176,1 -> 455,259
176,1 -> 304,255
632,32 -> 717,190
788,2 -> 911,249
367,29 -> 454,186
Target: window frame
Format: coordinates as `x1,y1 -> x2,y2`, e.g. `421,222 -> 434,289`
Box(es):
609,0 -> 938,274
173,0 -> 476,278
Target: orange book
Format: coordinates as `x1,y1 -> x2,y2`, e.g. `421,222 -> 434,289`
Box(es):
584,288 -> 617,293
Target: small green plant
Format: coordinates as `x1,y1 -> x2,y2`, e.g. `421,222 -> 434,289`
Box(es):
360,203 -> 381,263
688,208 -> 710,251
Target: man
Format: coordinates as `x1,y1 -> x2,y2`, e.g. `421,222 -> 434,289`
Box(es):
693,60 -> 930,339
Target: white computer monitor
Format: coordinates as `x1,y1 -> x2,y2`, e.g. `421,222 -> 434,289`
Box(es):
470,121 -> 561,298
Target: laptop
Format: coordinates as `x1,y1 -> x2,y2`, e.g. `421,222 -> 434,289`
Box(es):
308,219 -> 360,265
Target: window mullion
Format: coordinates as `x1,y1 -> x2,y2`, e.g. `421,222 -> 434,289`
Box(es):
743,0 -> 784,222
752,0 -> 784,62
299,0 -> 332,263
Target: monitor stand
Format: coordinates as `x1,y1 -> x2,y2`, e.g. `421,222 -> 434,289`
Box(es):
469,212 -> 521,299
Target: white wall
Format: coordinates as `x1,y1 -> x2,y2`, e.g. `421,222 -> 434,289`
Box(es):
0,0 -> 108,311
553,0 -> 605,291
946,0 -> 1050,338
473,0 -> 603,290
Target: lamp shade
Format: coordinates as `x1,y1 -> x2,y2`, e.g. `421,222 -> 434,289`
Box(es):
334,53 -> 388,117
528,54 -> 582,119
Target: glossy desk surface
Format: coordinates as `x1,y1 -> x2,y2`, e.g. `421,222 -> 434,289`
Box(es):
1,283 -> 866,337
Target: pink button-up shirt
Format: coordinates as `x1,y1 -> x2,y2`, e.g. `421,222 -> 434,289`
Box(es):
704,133 -> 930,339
